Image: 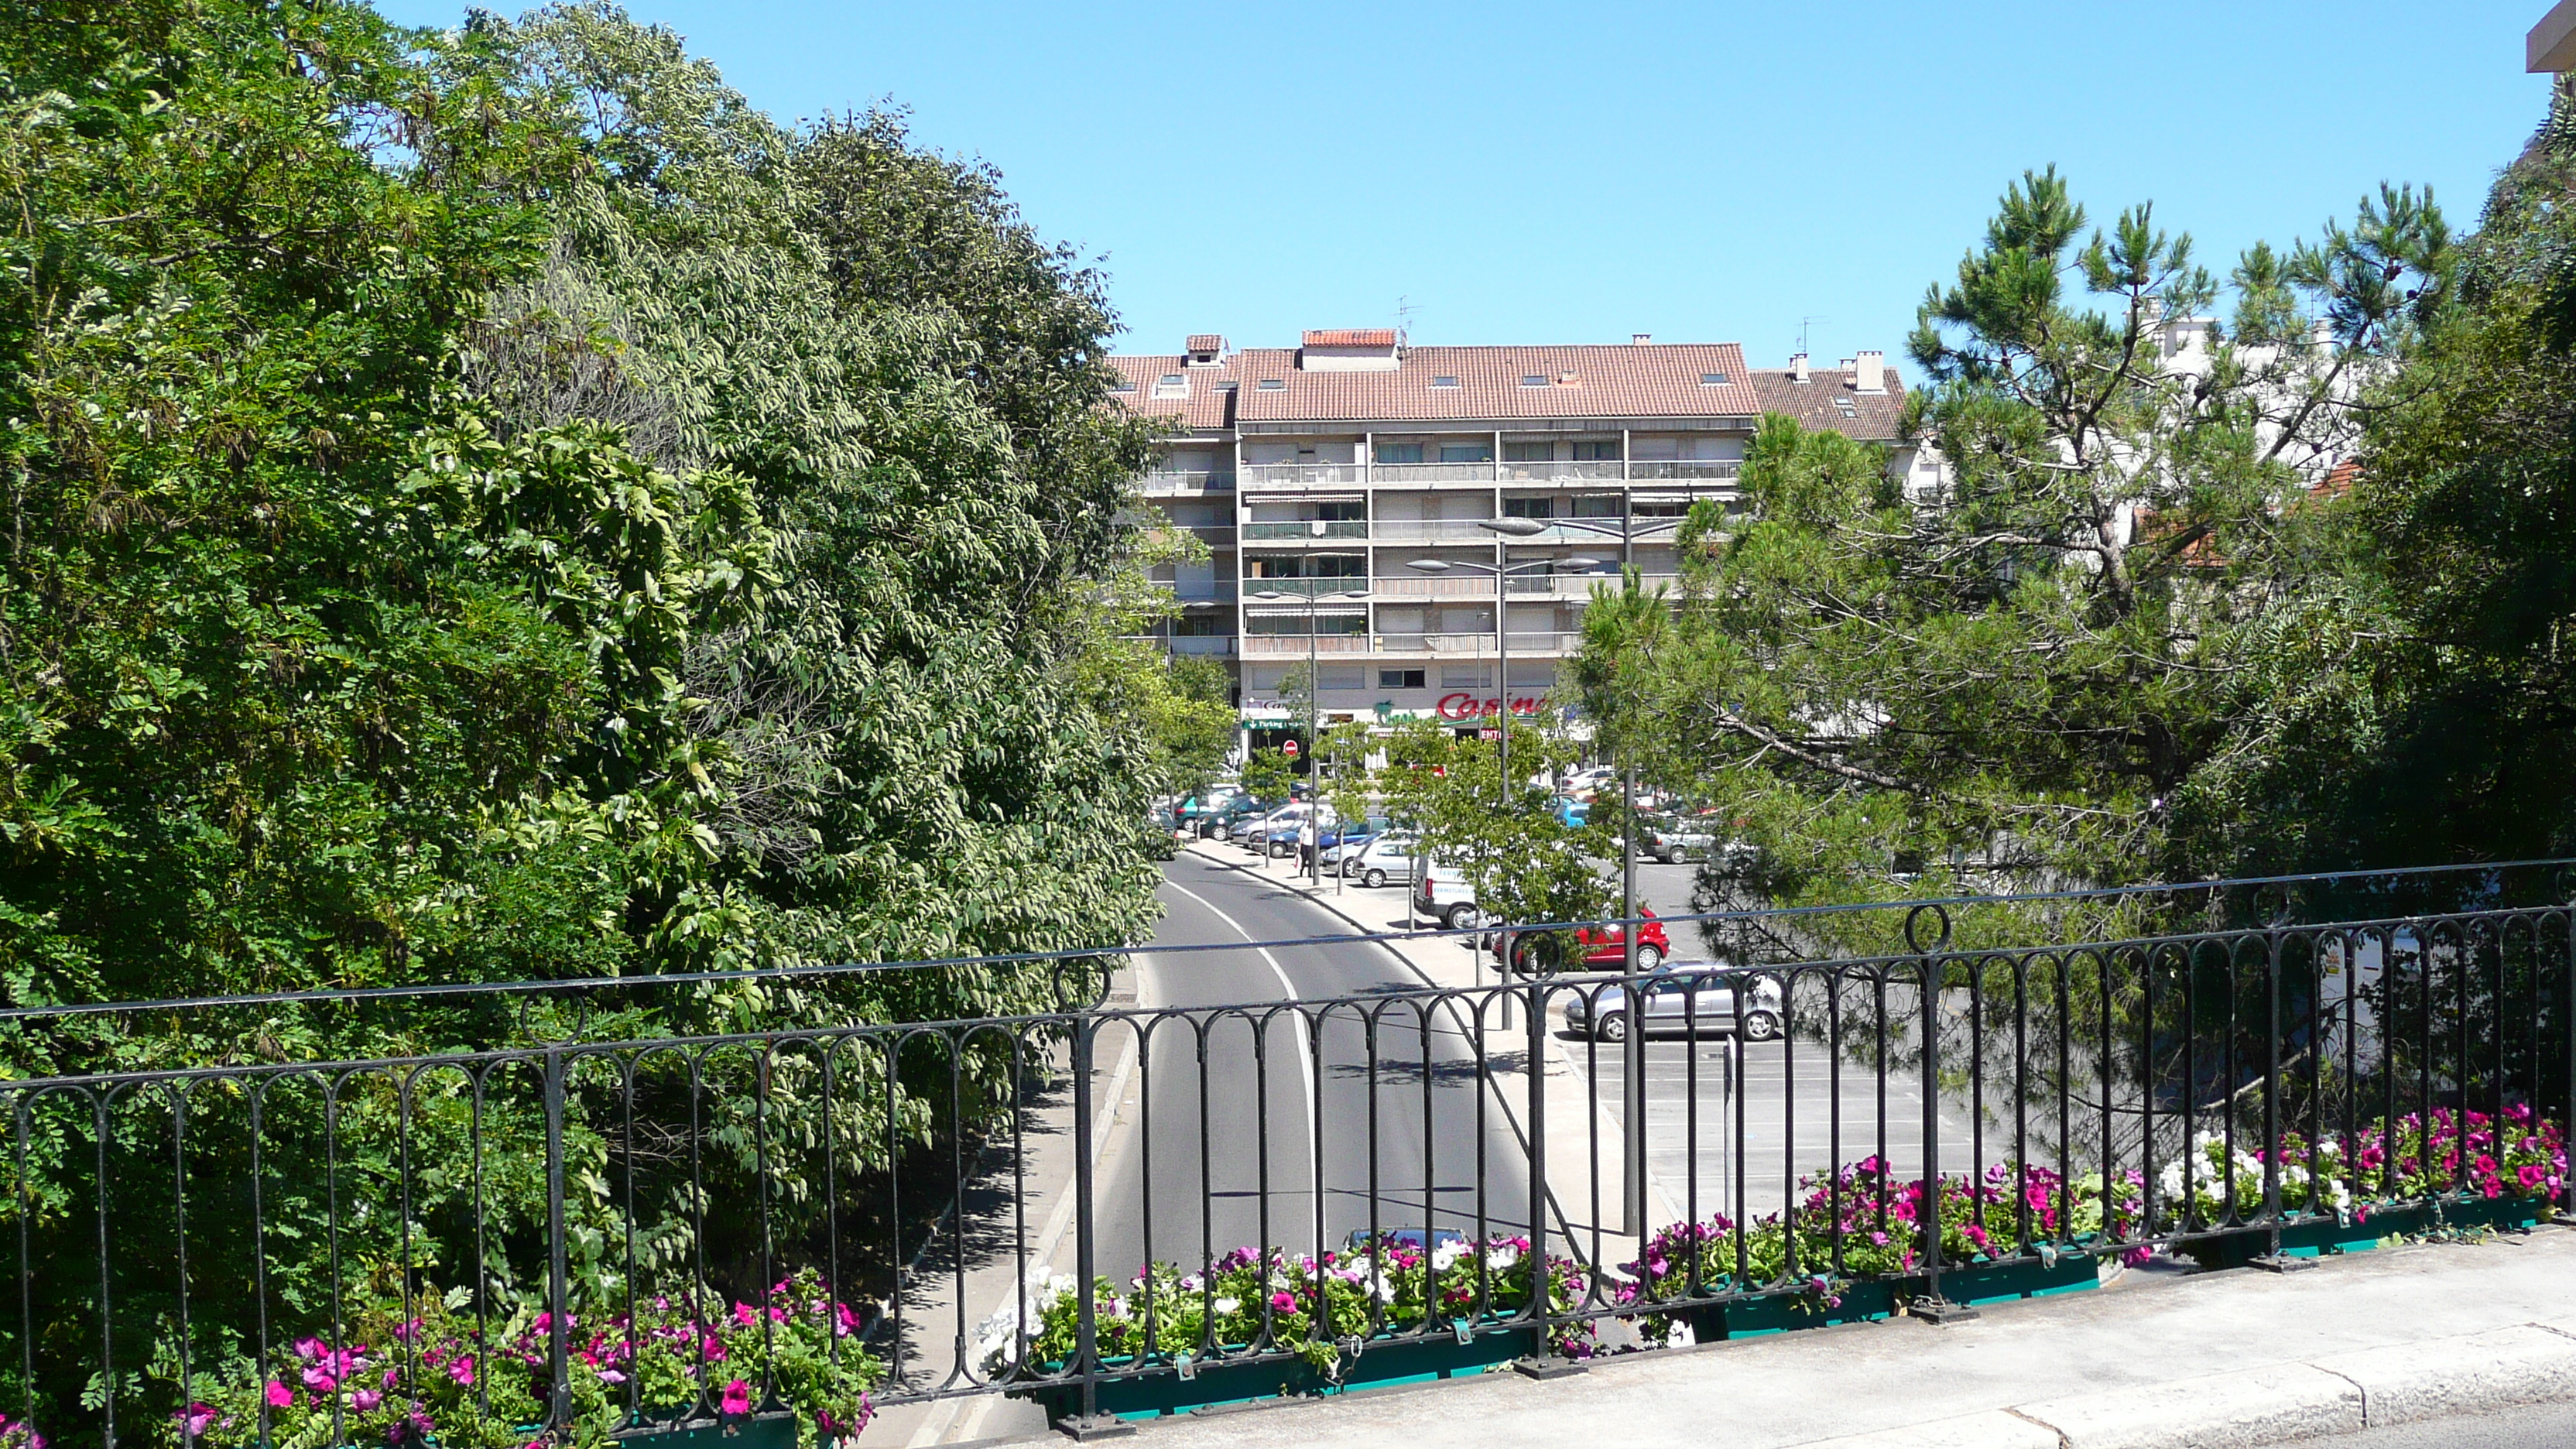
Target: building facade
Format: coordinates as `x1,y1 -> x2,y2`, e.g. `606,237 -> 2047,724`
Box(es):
1112,331 -> 1930,731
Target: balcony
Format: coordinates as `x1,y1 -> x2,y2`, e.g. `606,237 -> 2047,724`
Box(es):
1497,459 -> 1626,482
1136,469 -> 1232,496
1240,519 -> 1368,541
1242,634 -> 1374,656
1155,581 -> 1237,603
1240,463 -> 1365,489
1370,519 -> 1506,543
1239,577 -> 1371,599
1372,632 -> 1584,657
1628,459 -> 1742,481
1371,462 -> 1495,485
1166,635 -> 1237,656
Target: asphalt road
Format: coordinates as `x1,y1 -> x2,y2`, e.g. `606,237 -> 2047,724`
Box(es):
2281,1399 -> 2576,1447
1088,852 -> 1536,1279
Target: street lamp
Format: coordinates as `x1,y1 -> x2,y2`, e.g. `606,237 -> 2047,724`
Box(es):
1482,515 -> 1663,1240
1401,553 -> 1601,800
1252,584 -> 1367,885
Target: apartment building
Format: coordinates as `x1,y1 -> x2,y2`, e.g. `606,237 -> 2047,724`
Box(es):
1112,330 -> 1928,731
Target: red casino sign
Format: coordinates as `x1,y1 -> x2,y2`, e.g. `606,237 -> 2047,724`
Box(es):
1434,694 -> 1547,721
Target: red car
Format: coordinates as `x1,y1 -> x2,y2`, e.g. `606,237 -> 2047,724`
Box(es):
1488,907 -> 1671,973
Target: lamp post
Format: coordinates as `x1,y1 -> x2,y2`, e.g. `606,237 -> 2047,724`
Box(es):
1480,515 -> 1659,1238
1252,584 -> 1365,885
1399,553 -> 1602,800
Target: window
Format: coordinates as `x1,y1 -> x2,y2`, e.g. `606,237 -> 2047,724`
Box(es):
1440,666 -> 1492,689
1258,378 -> 1286,390
1430,375 -> 1461,389
1519,375 -> 1549,388
1571,494 -> 1622,518
1571,440 -> 1622,461
1311,554 -> 1367,577
1313,499 -> 1365,522
1503,497 -> 1553,519
1700,372 -> 1730,385
1153,374 -> 1187,399
1379,668 -> 1427,690
1109,380 -> 1138,393
1632,498 -> 1695,518
1502,441 -> 1553,462
1439,443 -> 1492,463
1171,615 -> 1226,636
1317,613 -> 1368,635
1375,442 -> 1424,464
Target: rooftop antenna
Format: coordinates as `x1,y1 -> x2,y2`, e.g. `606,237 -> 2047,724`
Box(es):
1395,296 -> 1416,353
1799,316 -> 1826,358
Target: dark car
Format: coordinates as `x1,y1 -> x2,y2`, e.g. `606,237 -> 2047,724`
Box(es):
1201,795 -> 1273,841
1489,906 -> 1673,973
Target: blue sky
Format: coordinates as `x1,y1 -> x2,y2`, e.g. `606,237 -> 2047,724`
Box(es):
381,0 -> 2553,375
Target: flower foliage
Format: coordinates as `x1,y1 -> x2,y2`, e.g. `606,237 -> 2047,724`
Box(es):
981,1237 -> 1594,1379
2160,1107 -> 2568,1224
176,1273 -> 875,1449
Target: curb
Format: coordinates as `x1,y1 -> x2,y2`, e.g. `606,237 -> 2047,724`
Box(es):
1791,1314 -> 2576,1449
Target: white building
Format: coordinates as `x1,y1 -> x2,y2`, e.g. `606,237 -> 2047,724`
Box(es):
1112,331 -> 1927,733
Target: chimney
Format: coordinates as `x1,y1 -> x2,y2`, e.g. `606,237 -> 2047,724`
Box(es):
1631,333 -> 1653,346
1790,352 -> 1810,384
1838,357 -> 1856,383
1855,350 -> 1886,394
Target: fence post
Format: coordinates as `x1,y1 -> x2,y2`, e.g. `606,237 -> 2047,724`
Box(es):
2250,929 -> 2313,1273
1516,961 -> 1584,1379
1061,1012 -> 1129,1439
1908,905 -> 1975,1324
542,1049 -> 571,1435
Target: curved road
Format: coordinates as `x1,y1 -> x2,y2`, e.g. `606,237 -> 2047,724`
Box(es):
1088,852 -> 1534,1279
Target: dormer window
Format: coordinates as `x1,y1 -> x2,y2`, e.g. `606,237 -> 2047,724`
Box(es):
1257,379 -> 1286,390
1519,375 -> 1548,388
1701,372 -> 1730,385
1153,374 -> 1187,399
1430,375 -> 1460,389
1109,379 -> 1137,393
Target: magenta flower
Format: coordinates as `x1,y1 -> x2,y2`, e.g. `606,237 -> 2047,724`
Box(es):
176,1403 -> 221,1438
1269,1291 -> 1296,1312
351,1389 -> 382,1414
265,1382 -> 294,1410
446,1356 -> 474,1387
720,1380 -> 752,1416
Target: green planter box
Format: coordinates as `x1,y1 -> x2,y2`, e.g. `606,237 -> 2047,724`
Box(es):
1673,1252 -> 2100,1342
2177,1194 -> 2549,1270
1016,1325 -> 1533,1422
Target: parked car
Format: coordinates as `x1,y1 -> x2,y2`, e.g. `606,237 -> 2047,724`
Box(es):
1256,802 -> 1327,858
1176,784 -> 1244,833
1145,803 -> 1180,860
1312,817 -> 1384,870
1560,964 -> 1783,1042
1562,765 -> 1617,796
1202,795 -> 1273,841
1642,810 -> 1721,863
1488,906 -> 1671,973
1345,830 -> 1420,888
1551,795 -> 1591,829
1413,858 -> 1482,930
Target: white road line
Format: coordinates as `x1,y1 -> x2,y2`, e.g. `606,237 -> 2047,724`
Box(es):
1160,875 -> 1321,1161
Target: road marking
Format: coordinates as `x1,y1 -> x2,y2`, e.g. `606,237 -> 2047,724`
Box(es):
1160,874 -> 1321,1163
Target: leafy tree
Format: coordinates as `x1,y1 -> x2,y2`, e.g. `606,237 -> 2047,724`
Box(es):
1372,717 -> 1607,965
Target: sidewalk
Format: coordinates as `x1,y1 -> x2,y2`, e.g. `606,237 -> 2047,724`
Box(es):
1063,1228 -> 2576,1449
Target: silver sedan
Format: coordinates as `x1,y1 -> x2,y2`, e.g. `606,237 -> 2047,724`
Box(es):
1558,964 -> 1784,1043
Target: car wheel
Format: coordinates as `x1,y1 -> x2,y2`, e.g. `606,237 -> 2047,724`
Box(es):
1594,1012 -> 1629,1043
1365,868 -> 1386,889
1660,844 -> 1680,864
1444,903 -> 1479,931
1742,1010 -> 1782,1043
1635,944 -> 1664,971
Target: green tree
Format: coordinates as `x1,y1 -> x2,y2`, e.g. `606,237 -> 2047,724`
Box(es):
1601,168 -> 2449,951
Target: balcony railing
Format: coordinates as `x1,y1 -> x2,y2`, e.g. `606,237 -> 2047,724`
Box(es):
1369,519 -> 1505,543
1166,634 -> 1236,655
1371,631 -> 1584,656
1240,519 -> 1368,541
1497,458 -> 1626,482
1136,469 -> 1231,495
1628,459 -> 1742,481
1241,633 -> 1374,656
1239,463 -> 1364,488
1154,581 -> 1237,602
1238,577 -> 1371,599
1371,461 -> 1495,484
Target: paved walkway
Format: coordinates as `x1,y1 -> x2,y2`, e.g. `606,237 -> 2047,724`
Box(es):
1043,1228 -> 2576,1449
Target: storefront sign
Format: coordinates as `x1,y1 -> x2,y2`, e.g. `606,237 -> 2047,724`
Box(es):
1434,694 -> 1547,721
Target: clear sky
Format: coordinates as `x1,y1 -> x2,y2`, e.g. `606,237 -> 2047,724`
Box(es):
378,0 -> 2554,375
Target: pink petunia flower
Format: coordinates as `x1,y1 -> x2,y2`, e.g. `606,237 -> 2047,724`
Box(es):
265,1382 -> 294,1410
351,1390 -> 382,1414
721,1380 -> 752,1416
446,1356 -> 474,1388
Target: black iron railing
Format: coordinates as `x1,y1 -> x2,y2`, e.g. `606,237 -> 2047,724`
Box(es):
4,861 -> 2572,1445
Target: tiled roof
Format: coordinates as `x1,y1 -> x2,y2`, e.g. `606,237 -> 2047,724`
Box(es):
1302,328 -> 1396,348
1745,367 -> 1908,440
1185,334 -> 1227,353
1148,342 -> 1766,424
1107,355 -> 1238,430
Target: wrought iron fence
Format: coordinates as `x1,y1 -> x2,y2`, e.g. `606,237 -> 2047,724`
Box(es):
5,862 -> 2574,1444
